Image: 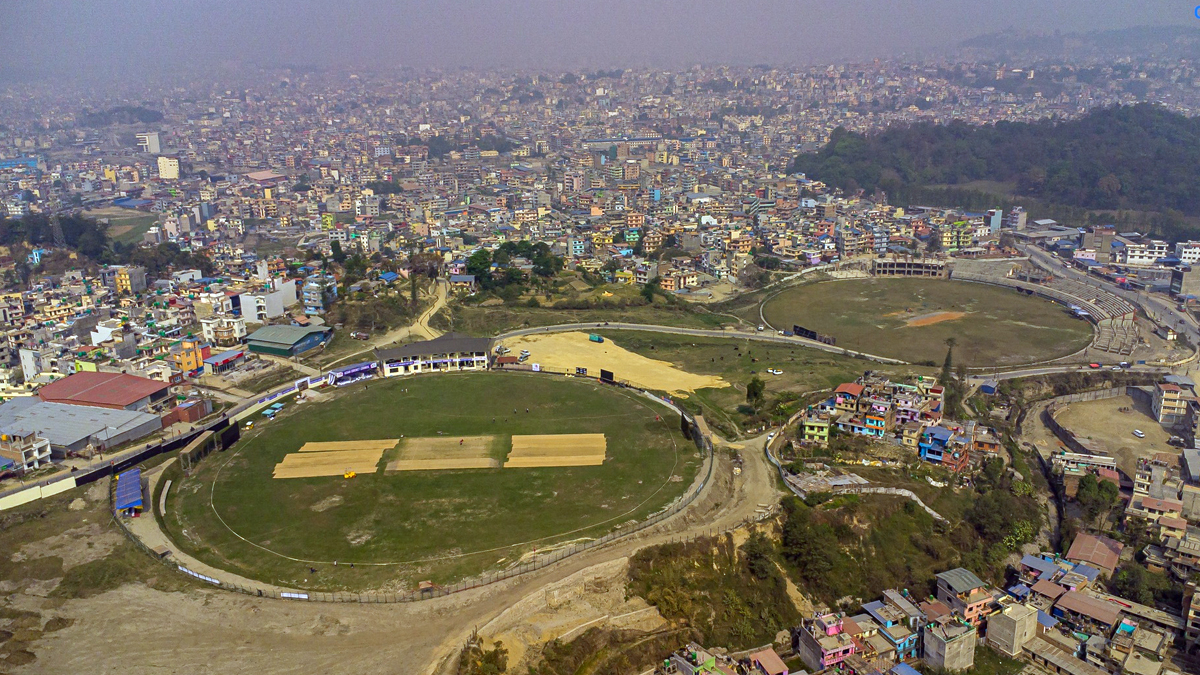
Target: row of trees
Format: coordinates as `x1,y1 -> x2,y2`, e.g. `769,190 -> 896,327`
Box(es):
464,241 -> 564,293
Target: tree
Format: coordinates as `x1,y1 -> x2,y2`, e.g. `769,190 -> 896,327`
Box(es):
1076,473 -> 1120,522
939,338 -> 956,386
746,376 -> 766,410
742,532 -> 776,581
330,240 -> 346,264
641,276 -> 661,303
465,250 -> 492,279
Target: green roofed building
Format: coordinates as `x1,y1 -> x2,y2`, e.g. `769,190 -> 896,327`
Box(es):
245,325 -> 331,357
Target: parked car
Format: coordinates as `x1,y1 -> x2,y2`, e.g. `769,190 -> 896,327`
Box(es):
351,331 -> 370,340
757,325 -> 764,331
1133,429 -> 1146,438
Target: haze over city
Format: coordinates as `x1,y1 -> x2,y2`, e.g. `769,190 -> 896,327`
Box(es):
1,0 -> 1196,79
5,2 -> 1200,675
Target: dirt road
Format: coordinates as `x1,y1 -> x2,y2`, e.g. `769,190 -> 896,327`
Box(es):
323,279 -> 447,371
15,431 -> 781,675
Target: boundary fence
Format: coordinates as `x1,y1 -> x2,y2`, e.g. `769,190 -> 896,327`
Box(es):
112,369 -> 719,603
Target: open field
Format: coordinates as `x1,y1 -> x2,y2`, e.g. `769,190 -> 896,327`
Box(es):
500,331 -> 729,396
84,207 -> 159,245
1055,395 -> 1172,476
167,372 -> 694,590
761,278 -> 1093,365
432,302 -> 733,337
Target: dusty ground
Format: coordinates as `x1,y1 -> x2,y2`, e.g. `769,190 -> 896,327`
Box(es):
1055,395 -> 1172,476
906,311 -> 966,327
501,332 -> 729,396
4,429 -> 780,675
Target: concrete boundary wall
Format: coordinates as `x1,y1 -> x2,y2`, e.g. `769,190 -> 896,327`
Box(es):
0,476 -> 76,510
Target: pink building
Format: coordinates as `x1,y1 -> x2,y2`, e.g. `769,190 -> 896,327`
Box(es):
795,613 -> 857,672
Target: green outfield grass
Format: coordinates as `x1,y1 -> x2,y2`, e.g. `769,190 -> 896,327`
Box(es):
761,278 -> 1093,366
166,372 -> 696,592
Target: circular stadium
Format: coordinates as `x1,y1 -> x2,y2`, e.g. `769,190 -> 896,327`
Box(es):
164,371 -> 698,591
761,277 -> 1094,365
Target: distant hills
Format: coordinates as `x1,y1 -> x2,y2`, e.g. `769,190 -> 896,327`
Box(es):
787,104 -> 1200,214
956,25 -> 1200,62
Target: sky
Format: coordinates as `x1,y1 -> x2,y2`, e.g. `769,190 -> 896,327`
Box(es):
0,0 -> 1196,80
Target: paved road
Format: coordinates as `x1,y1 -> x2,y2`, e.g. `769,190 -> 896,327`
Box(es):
1023,245 -> 1200,344
496,321 -> 909,364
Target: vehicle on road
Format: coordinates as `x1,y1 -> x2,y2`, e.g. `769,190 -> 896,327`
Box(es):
1088,363 -> 1101,369
1111,366 -> 1122,371
1120,362 -> 1130,368
1133,429 -> 1145,438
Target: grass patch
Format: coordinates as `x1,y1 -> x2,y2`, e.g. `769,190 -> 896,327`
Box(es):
596,330 -> 932,436
628,532 -> 799,650
86,208 -> 159,245
169,371 -> 697,591
432,302 -> 731,337
52,540 -> 191,599
761,278 -> 1092,366
237,366 -> 301,394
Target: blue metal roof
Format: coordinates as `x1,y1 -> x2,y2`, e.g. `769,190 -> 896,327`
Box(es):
1071,563 -> 1101,582
1037,609 -> 1059,628
1021,554 -> 1060,578
114,468 -> 143,511
891,664 -> 922,675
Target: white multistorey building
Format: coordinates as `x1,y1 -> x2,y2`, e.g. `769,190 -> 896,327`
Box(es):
0,428 -> 52,473
374,333 -> 491,377
1121,239 -> 1170,266
1176,241 -> 1200,264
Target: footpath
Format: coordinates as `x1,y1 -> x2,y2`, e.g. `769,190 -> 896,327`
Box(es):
123,457 -> 306,597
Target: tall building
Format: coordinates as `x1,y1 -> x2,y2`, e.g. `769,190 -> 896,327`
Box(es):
1170,266 -> 1200,300
1185,582 -> 1200,654
135,132 -> 161,154
986,209 -> 1003,235
157,156 -> 180,180
989,604 -> 1037,657
114,266 -> 148,294
923,621 -> 976,671
1003,206 -> 1027,231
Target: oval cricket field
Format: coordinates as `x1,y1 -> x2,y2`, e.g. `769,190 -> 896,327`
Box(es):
762,277 -> 1093,365
164,371 -> 698,591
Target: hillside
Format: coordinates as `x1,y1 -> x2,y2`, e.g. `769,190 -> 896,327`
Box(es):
788,104 -> 1200,214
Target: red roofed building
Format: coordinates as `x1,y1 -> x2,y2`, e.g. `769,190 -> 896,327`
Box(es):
1065,533 -> 1124,577
38,372 -> 172,412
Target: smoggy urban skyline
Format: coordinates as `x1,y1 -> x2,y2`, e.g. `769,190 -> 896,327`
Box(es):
0,0 -> 1196,80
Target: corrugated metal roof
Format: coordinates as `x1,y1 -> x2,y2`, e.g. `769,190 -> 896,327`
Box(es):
0,398 -> 160,447
246,325 -> 329,346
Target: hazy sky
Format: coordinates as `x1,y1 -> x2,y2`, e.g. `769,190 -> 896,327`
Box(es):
0,0 -> 1195,79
